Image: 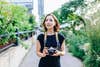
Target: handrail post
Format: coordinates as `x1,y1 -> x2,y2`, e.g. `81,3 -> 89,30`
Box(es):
15,28 -> 19,46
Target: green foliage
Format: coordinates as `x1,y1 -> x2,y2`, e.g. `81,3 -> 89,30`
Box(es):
0,1 -> 36,46
53,0 -> 86,24
83,22 -> 100,67
18,37 -> 29,49
29,14 -> 36,28
53,9 -> 62,24
62,29 -> 88,60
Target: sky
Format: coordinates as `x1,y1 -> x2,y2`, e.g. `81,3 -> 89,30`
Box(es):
44,0 -> 69,14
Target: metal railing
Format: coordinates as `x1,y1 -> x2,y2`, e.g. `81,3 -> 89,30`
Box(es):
0,29 -> 35,53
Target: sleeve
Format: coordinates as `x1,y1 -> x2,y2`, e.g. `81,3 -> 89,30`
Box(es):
37,34 -> 44,52
37,34 -> 43,41
58,33 -> 65,45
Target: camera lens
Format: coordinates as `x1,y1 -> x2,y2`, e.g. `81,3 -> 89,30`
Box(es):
48,47 -> 56,55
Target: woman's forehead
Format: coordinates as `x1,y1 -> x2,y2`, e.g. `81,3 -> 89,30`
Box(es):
46,15 -> 54,19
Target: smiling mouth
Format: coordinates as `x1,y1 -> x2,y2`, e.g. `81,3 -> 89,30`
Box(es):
47,24 -> 52,26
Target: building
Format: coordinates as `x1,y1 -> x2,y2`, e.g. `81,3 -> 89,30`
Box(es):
6,0 -> 44,19
38,0 -> 44,18
6,0 -> 33,13
33,0 -> 44,23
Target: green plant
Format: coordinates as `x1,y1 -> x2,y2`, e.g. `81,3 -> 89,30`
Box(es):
67,31 -> 88,60
29,14 -> 36,29
18,37 -> 29,49
60,26 -> 88,61
83,22 -> 100,67
53,0 -> 86,24
0,1 -> 36,46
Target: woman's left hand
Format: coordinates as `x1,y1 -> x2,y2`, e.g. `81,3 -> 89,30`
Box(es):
52,50 -> 61,56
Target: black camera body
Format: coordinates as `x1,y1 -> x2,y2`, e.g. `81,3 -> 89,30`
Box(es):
48,47 -> 57,55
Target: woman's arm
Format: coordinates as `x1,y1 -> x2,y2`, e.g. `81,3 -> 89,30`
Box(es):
59,40 -> 66,56
36,40 -> 47,57
52,40 -> 66,56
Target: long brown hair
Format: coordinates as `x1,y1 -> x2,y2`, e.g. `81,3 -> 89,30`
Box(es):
42,13 -> 60,32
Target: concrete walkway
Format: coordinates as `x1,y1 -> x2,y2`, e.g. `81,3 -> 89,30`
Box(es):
61,53 -> 83,67
0,37 -> 34,67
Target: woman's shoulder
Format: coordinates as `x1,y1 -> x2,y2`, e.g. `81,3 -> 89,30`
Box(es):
58,33 -> 64,37
37,33 -> 44,40
37,33 -> 44,37
58,33 -> 65,40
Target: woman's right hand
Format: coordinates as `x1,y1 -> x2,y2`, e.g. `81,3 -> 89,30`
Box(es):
41,47 -> 48,57
36,40 -> 48,57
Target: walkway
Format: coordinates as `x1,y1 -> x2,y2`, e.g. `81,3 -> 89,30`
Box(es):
0,37 -> 33,67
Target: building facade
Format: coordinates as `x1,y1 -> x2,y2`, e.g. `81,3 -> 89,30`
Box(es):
6,0 -> 44,18
38,0 -> 44,18
6,0 -> 33,13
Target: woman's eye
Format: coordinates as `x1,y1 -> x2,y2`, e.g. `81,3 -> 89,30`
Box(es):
49,19 -> 53,22
45,19 -> 48,21
45,19 -> 53,22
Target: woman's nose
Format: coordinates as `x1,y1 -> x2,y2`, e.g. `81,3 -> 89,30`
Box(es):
46,20 -> 51,24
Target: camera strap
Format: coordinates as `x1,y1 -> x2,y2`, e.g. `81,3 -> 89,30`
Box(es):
44,32 -> 60,50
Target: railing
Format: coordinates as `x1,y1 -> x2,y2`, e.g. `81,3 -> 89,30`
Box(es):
0,29 -> 35,53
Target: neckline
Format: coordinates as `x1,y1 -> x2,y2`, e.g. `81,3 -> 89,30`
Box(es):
47,34 -> 55,36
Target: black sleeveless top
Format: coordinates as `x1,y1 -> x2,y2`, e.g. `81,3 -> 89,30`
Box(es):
37,33 -> 65,67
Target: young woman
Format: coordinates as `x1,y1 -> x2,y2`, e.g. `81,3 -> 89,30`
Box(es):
36,13 -> 65,67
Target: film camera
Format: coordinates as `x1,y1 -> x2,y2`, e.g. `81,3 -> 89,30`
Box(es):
47,47 -> 57,55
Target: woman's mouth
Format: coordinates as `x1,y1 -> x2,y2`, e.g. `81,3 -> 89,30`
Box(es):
46,24 -> 52,27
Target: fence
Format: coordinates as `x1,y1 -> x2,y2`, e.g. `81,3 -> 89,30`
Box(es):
0,29 -> 35,53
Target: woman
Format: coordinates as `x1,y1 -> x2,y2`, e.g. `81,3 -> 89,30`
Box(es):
36,13 -> 65,67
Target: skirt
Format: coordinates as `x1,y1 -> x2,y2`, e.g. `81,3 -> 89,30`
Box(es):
38,56 -> 61,67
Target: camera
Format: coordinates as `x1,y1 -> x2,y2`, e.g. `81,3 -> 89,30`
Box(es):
48,47 -> 57,55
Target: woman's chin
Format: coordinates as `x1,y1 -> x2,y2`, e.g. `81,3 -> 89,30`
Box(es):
47,27 -> 53,30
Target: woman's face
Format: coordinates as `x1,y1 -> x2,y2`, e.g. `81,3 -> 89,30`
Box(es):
45,15 -> 55,30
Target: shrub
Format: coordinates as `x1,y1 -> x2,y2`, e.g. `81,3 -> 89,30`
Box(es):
0,1 -> 36,46
61,28 -> 88,61
83,22 -> 100,67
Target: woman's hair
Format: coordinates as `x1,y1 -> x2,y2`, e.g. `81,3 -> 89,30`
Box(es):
42,13 -> 60,32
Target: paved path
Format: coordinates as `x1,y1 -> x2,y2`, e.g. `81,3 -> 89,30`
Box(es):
61,52 -> 83,67
0,37 -> 33,67
19,44 -> 39,67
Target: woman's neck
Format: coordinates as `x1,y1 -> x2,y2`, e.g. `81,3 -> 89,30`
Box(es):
46,29 -> 55,35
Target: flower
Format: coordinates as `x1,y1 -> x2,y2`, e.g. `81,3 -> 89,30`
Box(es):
82,43 -> 90,51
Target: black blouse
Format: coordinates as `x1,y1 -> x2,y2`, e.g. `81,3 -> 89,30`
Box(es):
37,33 -> 65,52
37,33 -> 65,67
